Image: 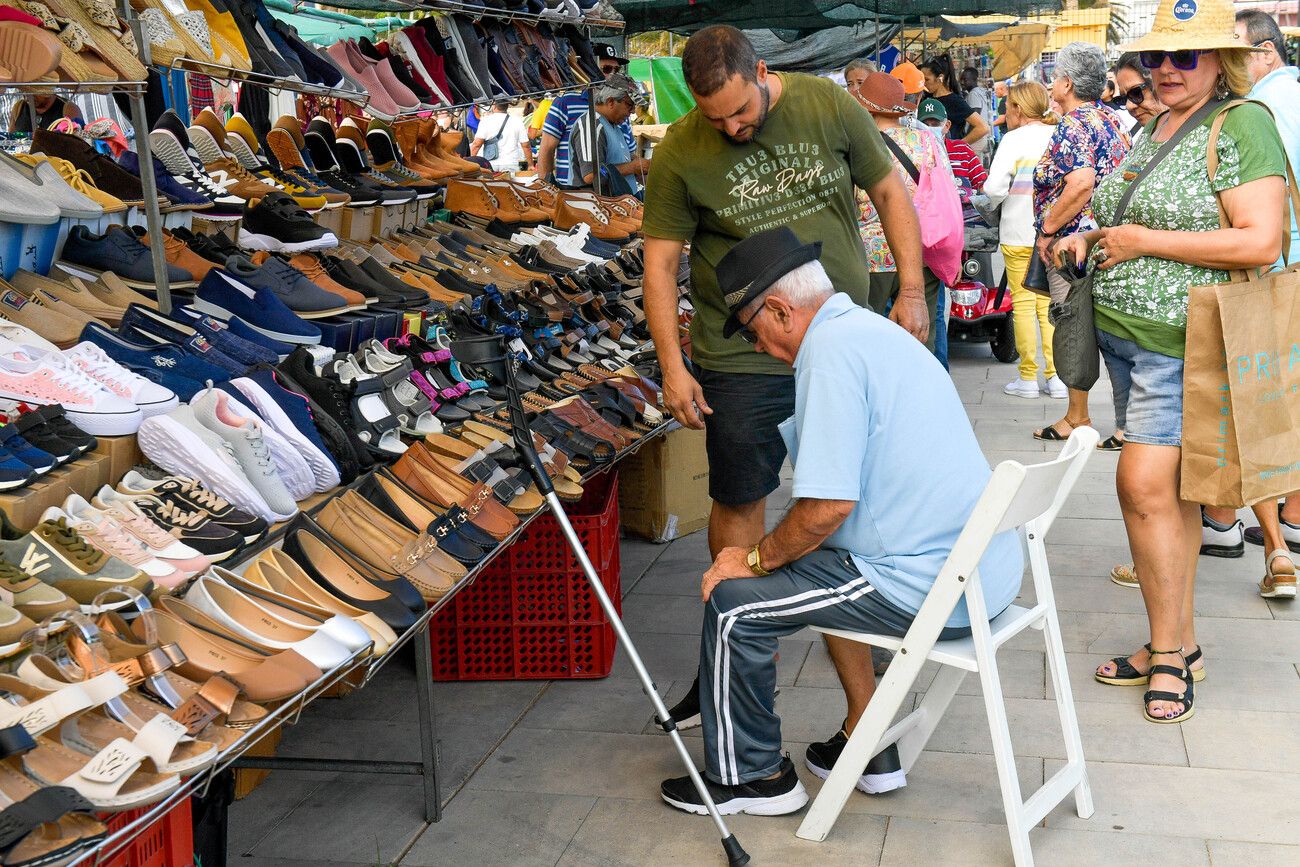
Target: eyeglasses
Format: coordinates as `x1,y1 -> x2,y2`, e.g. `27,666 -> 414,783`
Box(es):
737,304 -> 768,344
1139,49 -> 1206,71
1124,82 -> 1150,106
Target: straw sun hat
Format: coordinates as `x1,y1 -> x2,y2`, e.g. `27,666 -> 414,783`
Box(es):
1120,0 -> 1261,52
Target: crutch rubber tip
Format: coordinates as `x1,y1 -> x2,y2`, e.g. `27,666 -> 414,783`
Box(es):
722,834 -> 749,867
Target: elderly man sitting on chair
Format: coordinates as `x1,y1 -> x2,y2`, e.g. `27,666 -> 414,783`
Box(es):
660,226 -> 1023,817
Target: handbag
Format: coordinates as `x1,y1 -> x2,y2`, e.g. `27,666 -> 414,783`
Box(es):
881,132 -> 964,285
1049,96 -> 1227,393
1181,100 -> 1300,507
479,114 -> 506,162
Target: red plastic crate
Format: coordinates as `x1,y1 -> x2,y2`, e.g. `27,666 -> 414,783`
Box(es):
99,796 -> 193,867
431,471 -> 622,680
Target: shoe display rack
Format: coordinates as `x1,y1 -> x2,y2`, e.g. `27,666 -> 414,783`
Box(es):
1,71 -> 176,314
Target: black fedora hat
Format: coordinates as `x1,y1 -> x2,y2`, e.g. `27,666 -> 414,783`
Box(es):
720,227 -> 822,338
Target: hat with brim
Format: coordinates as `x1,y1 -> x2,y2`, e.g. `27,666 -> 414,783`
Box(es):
720,227 -> 822,339
856,71 -> 917,118
1120,0 -> 1264,52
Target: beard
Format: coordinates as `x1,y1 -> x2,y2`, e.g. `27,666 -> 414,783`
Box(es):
725,81 -> 771,144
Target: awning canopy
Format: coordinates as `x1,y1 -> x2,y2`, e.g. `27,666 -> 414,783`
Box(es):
266,0 -> 411,45
613,0 -> 1064,36
626,56 -> 694,123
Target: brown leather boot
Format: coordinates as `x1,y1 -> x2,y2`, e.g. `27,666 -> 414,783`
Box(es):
389,121 -> 452,181
420,119 -> 480,174
554,196 -> 635,241
443,179 -> 506,222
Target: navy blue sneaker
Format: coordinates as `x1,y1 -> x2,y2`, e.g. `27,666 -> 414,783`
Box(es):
78,322 -> 218,400
116,151 -> 214,212
160,306 -> 279,368
119,304 -> 250,377
223,368 -> 342,486
0,423 -> 56,473
171,305 -> 294,361
0,443 -> 35,491
191,265 -> 323,345
58,225 -> 196,291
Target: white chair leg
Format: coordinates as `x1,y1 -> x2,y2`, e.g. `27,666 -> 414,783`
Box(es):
976,648 -> 1035,867
1041,609 -> 1093,819
897,665 -> 966,772
796,655 -> 923,842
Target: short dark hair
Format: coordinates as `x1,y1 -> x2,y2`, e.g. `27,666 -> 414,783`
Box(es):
682,25 -> 759,97
1235,8 -> 1285,56
1114,52 -> 1152,86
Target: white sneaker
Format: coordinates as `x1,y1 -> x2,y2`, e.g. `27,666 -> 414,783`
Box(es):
0,316 -> 58,353
64,341 -> 179,419
1003,379 -> 1040,399
1044,375 -> 1069,399
0,340 -> 143,435
1201,514 -> 1245,558
190,388 -> 300,522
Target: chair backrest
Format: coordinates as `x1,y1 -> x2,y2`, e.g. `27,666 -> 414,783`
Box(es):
935,427 -> 1099,589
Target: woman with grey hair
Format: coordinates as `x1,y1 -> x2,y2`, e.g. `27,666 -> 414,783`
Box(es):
842,57 -> 877,100
1028,41 -> 1130,440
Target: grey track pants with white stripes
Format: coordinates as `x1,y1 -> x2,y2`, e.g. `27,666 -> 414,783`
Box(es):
699,548 -> 962,786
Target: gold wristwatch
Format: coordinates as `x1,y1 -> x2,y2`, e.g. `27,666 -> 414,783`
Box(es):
746,544 -> 771,577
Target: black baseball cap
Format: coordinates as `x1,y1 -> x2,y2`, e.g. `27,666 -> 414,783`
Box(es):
595,43 -> 627,66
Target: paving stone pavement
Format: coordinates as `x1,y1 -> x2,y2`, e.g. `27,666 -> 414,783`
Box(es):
230,346 -> 1300,866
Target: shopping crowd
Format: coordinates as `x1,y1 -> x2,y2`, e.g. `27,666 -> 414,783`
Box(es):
630,0 -> 1298,820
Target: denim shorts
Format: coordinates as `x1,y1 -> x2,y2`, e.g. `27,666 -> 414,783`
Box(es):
1096,328 -> 1185,447
695,368 -> 796,506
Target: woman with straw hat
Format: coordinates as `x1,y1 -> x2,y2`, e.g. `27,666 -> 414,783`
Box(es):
1055,0 -> 1290,725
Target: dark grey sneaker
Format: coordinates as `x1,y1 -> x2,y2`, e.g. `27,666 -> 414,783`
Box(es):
59,226 -> 195,290
661,755 -> 808,816
805,728 -> 907,794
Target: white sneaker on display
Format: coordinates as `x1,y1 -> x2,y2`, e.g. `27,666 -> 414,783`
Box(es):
1044,375 -> 1069,399
0,340 -> 143,435
1003,379 -> 1040,399
65,341 -> 180,418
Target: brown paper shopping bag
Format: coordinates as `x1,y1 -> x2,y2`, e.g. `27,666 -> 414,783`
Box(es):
1180,280 -> 1245,507
1216,267 -> 1300,504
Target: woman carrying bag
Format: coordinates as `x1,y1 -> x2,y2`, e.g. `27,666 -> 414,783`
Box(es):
1054,0 -> 1290,725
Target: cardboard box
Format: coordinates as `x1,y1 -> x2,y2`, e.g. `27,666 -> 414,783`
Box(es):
371,202 -> 406,238
617,426 -> 710,543
315,206 -> 344,239
0,469 -> 73,529
340,206 -> 377,243
92,435 -> 143,489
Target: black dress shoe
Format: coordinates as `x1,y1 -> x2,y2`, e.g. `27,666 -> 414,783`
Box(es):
356,474 -> 489,566
280,515 -> 422,628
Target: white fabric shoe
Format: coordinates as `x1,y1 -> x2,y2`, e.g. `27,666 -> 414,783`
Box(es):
1201,513 -> 1245,557
1043,375 -> 1069,399
1003,379 -> 1040,399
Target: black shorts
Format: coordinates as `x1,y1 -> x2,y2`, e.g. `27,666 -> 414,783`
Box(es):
696,368 -> 796,506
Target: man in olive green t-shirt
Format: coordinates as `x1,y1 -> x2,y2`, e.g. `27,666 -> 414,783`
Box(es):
642,26 -> 924,547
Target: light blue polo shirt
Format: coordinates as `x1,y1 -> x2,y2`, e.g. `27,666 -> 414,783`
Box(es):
777,293 -> 1022,628
1248,66 -> 1300,266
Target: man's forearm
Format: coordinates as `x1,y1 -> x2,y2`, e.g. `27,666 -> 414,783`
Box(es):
642,238 -> 689,376
872,176 -> 925,293
756,498 -> 855,571
536,134 -> 558,177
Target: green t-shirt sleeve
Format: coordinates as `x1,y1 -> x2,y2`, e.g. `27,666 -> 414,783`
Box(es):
640,130 -> 697,241
832,83 -> 892,192
1211,102 -> 1287,192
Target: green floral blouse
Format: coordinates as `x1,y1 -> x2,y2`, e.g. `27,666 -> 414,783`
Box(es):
1091,102 -> 1286,358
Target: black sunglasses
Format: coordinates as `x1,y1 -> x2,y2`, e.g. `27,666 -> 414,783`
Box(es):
1124,82 -> 1150,106
737,303 -> 767,343
1139,49 -> 1205,71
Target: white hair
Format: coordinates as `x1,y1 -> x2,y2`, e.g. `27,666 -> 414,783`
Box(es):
768,260 -> 834,306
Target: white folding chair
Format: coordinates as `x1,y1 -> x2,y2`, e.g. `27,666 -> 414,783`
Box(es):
796,426 -> 1100,865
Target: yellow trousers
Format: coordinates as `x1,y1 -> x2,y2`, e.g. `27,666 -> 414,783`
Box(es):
1001,244 -> 1056,382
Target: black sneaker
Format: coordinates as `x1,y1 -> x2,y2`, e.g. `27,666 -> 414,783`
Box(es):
805,729 -> 907,794
657,677 -> 702,730
16,404 -> 97,458
169,227 -> 229,265
92,481 -> 247,561
238,191 -> 338,254
114,470 -> 270,546
661,756 -> 808,816
277,348 -> 375,473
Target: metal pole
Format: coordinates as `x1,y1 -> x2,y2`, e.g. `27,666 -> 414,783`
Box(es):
875,10 -> 881,63
121,3 -> 172,314
413,621 -> 443,822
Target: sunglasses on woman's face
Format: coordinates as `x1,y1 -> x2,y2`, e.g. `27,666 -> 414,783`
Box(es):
1139,49 -> 1205,71
1124,83 -> 1150,106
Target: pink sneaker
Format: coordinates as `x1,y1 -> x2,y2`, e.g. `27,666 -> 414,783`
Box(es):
327,42 -> 399,121
347,40 -> 420,113
0,341 -> 143,435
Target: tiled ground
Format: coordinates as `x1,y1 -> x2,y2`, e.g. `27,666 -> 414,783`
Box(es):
230,345 -> 1300,866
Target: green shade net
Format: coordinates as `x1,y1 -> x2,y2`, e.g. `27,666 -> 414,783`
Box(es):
627,57 -> 694,123
265,0 -> 412,45
614,0 -> 1063,36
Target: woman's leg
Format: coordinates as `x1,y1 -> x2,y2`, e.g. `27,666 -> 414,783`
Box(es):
1104,443 -> 1196,718
1035,293 -> 1056,380
1000,245 -> 1038,381
1036,388 -> 1092,438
